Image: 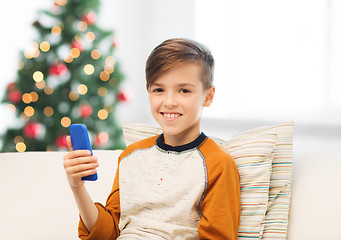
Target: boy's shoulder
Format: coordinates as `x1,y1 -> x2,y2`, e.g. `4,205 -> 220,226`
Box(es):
119,135 -> 159,159
200,137 -> 235,164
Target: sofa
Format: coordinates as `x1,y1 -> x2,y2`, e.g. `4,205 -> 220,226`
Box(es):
1,149 -> 341,240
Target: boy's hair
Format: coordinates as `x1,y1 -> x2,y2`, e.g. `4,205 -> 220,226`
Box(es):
145,38 -> 214,90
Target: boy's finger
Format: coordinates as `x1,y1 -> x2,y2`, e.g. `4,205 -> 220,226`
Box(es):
66,135 -> 73,151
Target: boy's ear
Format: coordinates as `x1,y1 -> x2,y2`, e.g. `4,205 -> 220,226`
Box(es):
203,85 -> 215,107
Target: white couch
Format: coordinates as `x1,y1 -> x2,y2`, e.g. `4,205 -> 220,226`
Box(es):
1,150 -> 341,240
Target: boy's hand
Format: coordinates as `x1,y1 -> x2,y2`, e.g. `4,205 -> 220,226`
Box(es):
63,136 -> 99,188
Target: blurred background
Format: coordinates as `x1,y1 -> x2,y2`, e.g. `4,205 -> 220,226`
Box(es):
0,0 -> 340,154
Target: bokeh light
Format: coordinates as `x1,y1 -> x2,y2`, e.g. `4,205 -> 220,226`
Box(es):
98,87 -> 108,97
69,90 -> 79,101
51,26 -> 62,36
77,84 -> 88,95
35,80 -> 46,89
33,71 -> 44,82
22,93 -> 33,104
98,109 -> 108,120
16,142 -> 26,152
44,86 -> 54,95
70,48 -> 80,58
44,106 -> 54,117
40,41 -> 50,52
61,117 -> 71,127
91,49 -> 101,60
85,32 -> 96,42
100,71 -> 110,81
84,64 -> 95,75
77,21 -> 87,31
24,106 -> 35,117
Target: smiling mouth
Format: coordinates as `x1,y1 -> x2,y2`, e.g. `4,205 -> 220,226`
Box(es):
161,112 -> 182,120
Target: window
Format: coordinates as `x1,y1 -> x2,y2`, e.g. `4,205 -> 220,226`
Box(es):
195,0 -> 341,125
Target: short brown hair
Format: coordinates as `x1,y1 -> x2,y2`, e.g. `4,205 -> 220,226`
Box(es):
145,38 -> 214,90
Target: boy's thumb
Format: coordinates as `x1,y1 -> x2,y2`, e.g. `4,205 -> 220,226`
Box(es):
66,136 -> 73,151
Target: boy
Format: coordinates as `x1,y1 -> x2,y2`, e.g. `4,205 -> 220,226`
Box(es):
63,38 -> 241,239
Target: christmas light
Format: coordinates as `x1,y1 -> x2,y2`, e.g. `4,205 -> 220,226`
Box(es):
70,48 -> 80,58
106,56 -> 115,66
35,80 -> 46,89
24,42 -> 39,59
84,64 -> 95,75
44,106 -> 54,117
51,26 -> 62,36
40,41 -> 50,52
61,117 -> 71,127
77,21 -> 88,31
44,86 -> 54,95
98,87 -> 108,97
85,32 -> 96,42
75,34 -> 82,42
24,106 -> 35,117
104,65 -> 114,74
77,84 -> 88,95
8,104 -> 16,113
100,71 -> 110,81
14,136 -> 24,144
64,55 -> 73,63
22,93 -> 33,104
69,90 -> 79,101
30,92 -> 39,102
16,142 -> 26,152
33,71 -> 44,82
91,49 -> 101,60
98,109 -> 108,120
55,0 -> 68,6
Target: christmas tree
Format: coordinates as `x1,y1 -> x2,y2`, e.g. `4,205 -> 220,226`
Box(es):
1,0 -> 129,152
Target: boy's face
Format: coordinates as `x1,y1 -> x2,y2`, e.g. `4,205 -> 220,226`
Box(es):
148,63 -> 215,146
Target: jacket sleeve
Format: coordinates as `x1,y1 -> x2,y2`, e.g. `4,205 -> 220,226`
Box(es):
198,143 -> 241,240
78,160 -> 121,240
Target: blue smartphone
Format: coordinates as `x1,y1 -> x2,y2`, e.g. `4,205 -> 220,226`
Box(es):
69,124 -> 98,181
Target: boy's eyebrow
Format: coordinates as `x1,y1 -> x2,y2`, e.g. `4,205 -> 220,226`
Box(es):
150,82 -> 197,88
177,83 -> 196,88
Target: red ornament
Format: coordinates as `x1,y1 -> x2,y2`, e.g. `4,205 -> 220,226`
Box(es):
94,132 -> 109,147
8,89 -> 22,103
55,135 -> 68,149
23,122 -> 44,139
117,89 -> 133,102
81,12 -> 96,25
79,104 -> 93,118
71,41 -> 83,52
49,63 -> 68,76
7,82 -> 16,91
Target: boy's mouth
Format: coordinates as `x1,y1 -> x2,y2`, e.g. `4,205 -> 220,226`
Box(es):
161,112 -> 182,120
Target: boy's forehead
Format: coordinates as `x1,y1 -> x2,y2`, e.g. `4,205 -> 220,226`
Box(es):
151,63 -> 203,87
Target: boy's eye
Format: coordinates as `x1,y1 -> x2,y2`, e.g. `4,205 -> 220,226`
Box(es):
180,89 -> 190,93
153,88 -> 164,93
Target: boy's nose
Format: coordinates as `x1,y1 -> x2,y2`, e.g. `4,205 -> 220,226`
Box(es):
163,94 -> 178,108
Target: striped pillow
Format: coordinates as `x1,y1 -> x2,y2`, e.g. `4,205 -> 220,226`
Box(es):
221,132 -> 276,238
121,122 -> 294,239
234,121 -> 294,239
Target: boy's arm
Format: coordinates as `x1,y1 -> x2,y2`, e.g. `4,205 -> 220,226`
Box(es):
198,151 -> 241,240
78,161 -> 121,240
